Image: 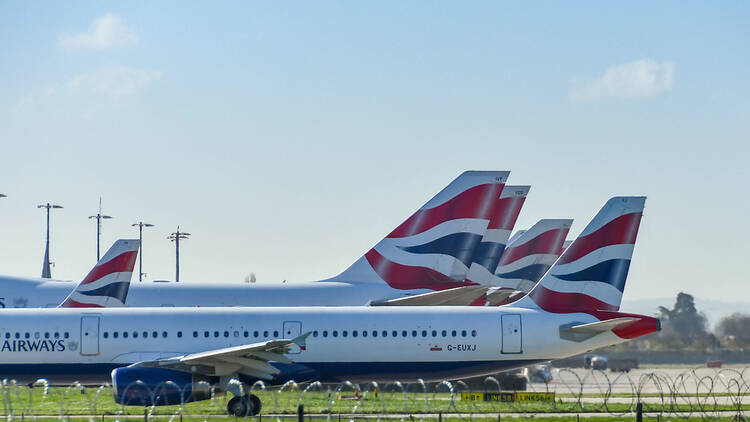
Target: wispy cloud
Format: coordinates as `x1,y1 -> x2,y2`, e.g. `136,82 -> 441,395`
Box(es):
570,59 -> 675,102
59,14 -> 137,50
12,65 -> 161,112
67,65 -> 162,99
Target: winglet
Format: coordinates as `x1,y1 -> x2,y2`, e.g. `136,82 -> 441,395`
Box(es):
293,332 -> 312,351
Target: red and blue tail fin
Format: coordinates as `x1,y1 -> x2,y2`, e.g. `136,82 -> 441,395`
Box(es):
517,197 -> 645,313
492,218 -> 573,292
59,239 -> 140,308
329,171 -> 509,290
463,185 -> 530,284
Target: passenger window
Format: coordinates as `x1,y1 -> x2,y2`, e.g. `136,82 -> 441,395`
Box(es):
162,331 -> 168,338
411,330 -> 417,337
382,330 -> 388,337
64,332 -> 69,339
152,331 -> 158,338
223,331 -> 229,338
177,331 -> 183,338
193,331 -> 198,338
263,331 -> 269,337
143,331 -> 149,338
254,331 -> 259,337
442,330 -> 447,337
452,330 -> 457,337
332,330 -> 338,337
402,330 -> 407,337
342,331 -> 348,337
103,332 -> 109,339
421,330 -> 427,337
352,331 -> 358,337
4,333 -> 9,339
204,331 -> 209,338
54,332 -> 59,339
234,331 -> 239,338
313,331 -> 318,338
273,330 -> 279,337
392,330 -> 397,337
25,332 -> 30,339
123,332 -> 128,338
113,332 -> 119,339
461,330 -> 467,337
432,330 -> 437,337
214,331 -> 219,338
372,331 -> 377,338
362,330 -> 368,337
471,330 -> 477,337
322,331 -> 328,338
243,331 -> 249,337
45,332 -> 50,339
133,331 -> 138,338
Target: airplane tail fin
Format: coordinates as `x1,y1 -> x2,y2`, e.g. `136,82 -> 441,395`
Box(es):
328,171 -> 509,290
517,197 -> 646,313
463,185 -> 530,284
492,218 -> 573,292
59,239 -> 140,308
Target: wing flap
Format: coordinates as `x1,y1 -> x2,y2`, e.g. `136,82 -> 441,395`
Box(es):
370,285 -> 490,306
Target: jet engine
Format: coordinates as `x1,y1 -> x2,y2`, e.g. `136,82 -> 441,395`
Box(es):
112,367 -> 212,406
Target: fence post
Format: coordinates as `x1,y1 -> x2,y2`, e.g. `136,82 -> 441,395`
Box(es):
636,402 -> 642,422
438,412 -> 442,422
298,404 -> 304,422
144,408 -> 149,422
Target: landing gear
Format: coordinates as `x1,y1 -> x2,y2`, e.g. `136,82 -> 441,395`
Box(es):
227,394 -> 262,417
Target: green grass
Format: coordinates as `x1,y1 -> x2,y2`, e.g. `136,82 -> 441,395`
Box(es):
1,387 -> 749,417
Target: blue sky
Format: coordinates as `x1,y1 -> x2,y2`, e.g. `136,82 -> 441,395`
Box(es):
1,1 -> 748,303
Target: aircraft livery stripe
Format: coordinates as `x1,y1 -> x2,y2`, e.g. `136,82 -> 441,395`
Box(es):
80,251 -> 138,285
364,248 -> 478,291
553,259 -> 631,292
498,228 -> 569,266
387,184 -> 501,238
399,232 -> 484,268
556,212 -> 642,265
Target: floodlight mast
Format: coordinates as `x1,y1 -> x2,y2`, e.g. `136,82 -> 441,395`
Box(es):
167,226 -> 191,282
37,202 -> 63,278
131,221 -> 154,282
88,198 -> 112,262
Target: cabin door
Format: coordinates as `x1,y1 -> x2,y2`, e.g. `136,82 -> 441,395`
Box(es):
501,314 -> 522,354
283,321 -> 302,354
80,316 -> 100,356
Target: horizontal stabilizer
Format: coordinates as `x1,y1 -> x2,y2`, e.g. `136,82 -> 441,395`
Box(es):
371,285 -> 490,306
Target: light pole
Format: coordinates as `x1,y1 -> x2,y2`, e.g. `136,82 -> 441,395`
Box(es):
88,198 -> 112,262
37,202 -> 63,278
167,226 -> 190,282
132,221 -> 154,282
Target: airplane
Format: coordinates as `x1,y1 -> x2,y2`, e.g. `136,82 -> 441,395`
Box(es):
0,171 -> 508,308
492,218 -> 573,292
0,196 -> 659,417
59,239 -> 140,308
463,185 -> 530,285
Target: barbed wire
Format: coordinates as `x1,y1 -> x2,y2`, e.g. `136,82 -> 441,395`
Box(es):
2,366 -> 750,420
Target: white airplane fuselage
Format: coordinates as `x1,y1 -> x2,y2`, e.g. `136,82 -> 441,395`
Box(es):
0,306 -> 626,385
0,276 -> 431,308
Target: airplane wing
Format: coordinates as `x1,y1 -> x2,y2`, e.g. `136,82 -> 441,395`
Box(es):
565,317 -> 640,334
131,333 -> 310,379
370,285 -> 490,306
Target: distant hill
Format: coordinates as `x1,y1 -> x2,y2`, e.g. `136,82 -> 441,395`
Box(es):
622,297 -> 750,328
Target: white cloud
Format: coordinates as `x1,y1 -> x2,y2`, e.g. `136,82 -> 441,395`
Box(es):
59,14 -> 137,50
570,59 -> 675,102
66,65 -> 162,99
12,65 -> 161,112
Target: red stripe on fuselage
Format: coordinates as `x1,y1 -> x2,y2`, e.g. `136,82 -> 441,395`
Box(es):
80,251 -> 138,285
497,228 -> 569,266
387,183 -> 503,238
557,213 -> 642,265
364,249 -> 478,291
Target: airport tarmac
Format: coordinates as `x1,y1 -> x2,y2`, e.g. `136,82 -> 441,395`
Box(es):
528,366 -> 750,396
